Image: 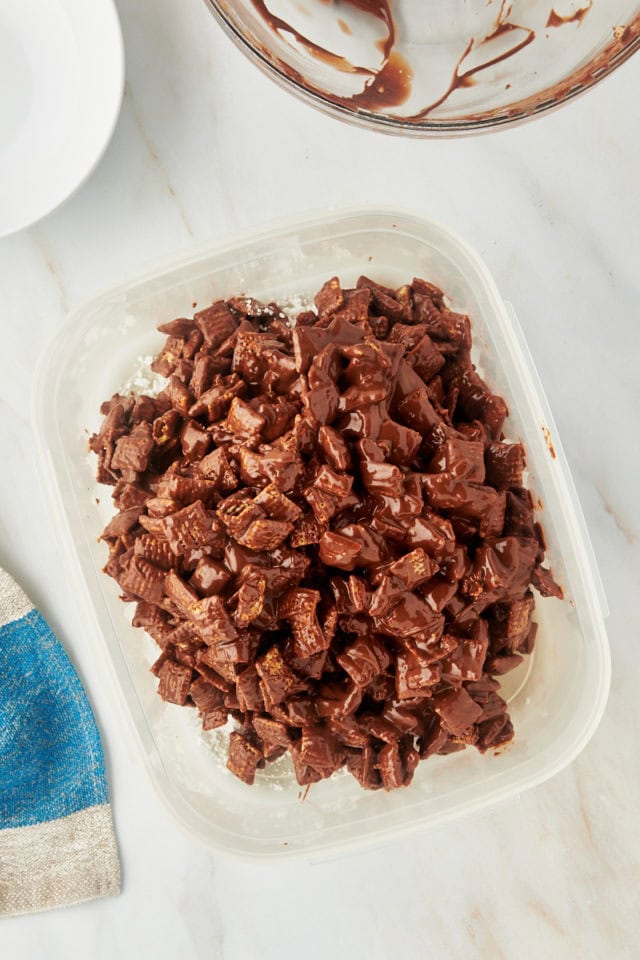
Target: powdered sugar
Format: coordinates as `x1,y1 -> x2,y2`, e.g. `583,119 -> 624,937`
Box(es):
277,293 -> 315,326
120,356 -> 168,398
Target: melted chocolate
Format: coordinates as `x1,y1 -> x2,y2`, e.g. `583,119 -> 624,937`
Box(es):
250,0 -> 538,119
243,0 -> 610,124
340,0 -> 395,58
249,0 -> 370,74
93,275 -> 563,791
249,0 -> 402,100
407,23 -> 536,121
546,0 -> 592,28
342,51 -> 412,111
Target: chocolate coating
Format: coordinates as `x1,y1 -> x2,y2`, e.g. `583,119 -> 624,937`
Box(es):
91,275 -> 562,791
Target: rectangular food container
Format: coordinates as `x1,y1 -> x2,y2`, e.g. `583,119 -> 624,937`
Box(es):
33,208 -> 610,860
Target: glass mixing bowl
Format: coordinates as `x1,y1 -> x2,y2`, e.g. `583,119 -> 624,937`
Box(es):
203,0 -> 640,135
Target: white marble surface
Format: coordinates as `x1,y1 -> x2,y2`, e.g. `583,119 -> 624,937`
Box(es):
1,1 -> 639,956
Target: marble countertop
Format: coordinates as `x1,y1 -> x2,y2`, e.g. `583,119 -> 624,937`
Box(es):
1,1 -> 639,957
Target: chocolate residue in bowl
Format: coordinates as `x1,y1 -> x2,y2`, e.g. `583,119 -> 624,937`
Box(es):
243,0 -> 612,124
249,0 -> 370,73
249,0 -> 394,72
344,50 -> 412,110
343,0 -> 395,56
408,20 -> 536,121
547,0 -> 593,28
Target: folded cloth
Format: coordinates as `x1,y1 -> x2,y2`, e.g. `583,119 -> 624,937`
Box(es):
0,567 -> 120,916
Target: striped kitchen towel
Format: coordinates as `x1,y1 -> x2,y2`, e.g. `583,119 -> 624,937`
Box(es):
0,567 -> 120,916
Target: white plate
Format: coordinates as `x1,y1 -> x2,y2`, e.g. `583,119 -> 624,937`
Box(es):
0,0 -> 124,238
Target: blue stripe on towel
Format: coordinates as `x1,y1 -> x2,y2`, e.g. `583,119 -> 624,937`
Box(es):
0,609 -> 109,829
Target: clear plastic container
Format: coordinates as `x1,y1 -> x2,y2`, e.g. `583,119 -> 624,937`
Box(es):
33,208 -> 610,860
